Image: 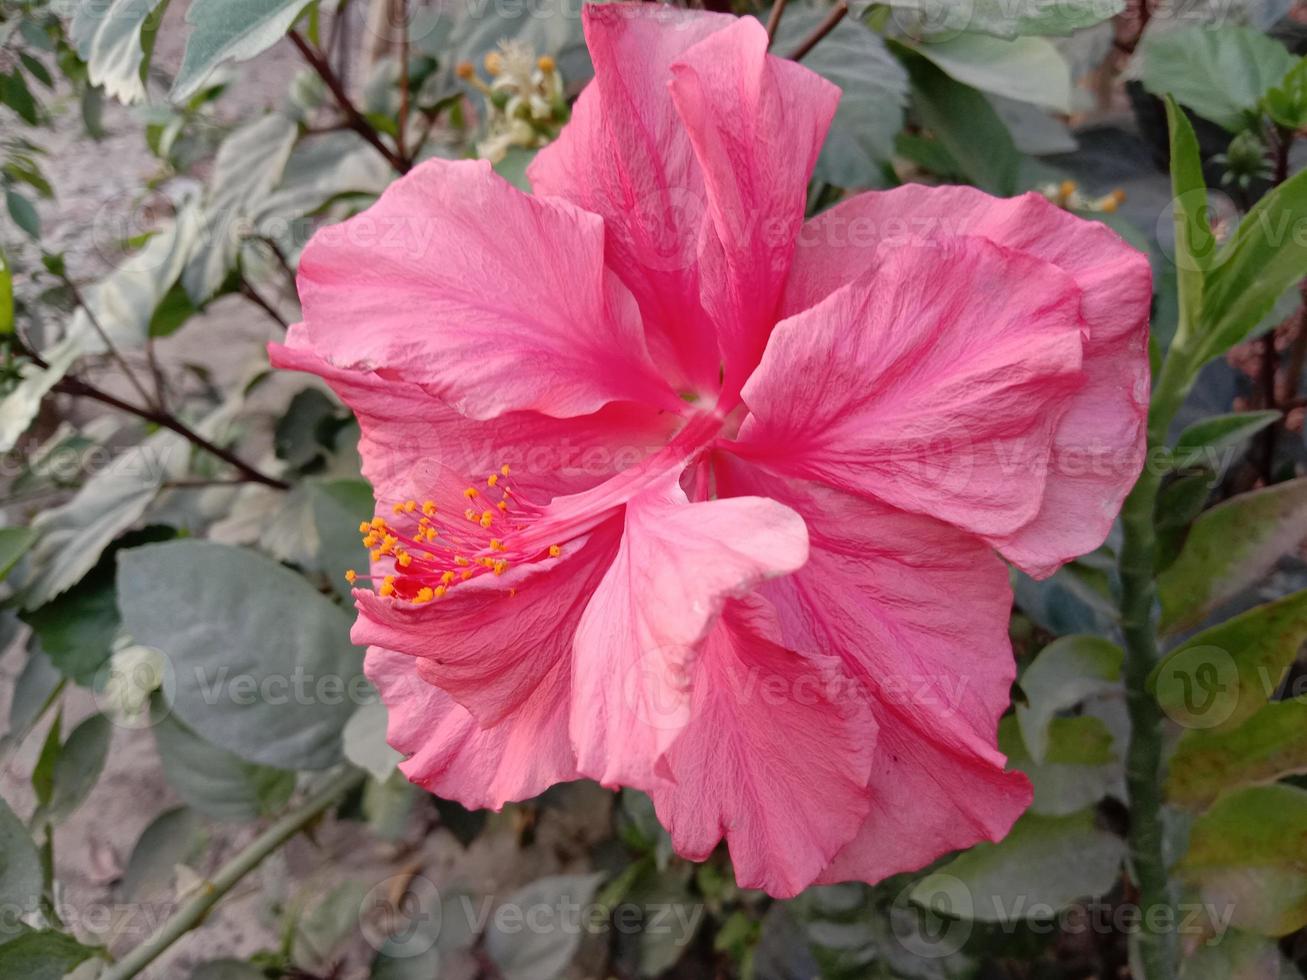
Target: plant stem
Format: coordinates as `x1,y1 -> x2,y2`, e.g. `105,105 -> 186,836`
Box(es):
48,373 -> 288,489
1117,460 -> 1176,980
60,273 -> 160,412
787,2 -> 846,61
99,769 -> 365,980
289,29 -> 409,175
239,275 -> 290,331
765,0 -> 790,47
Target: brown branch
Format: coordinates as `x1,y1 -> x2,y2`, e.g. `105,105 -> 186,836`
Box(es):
60,273 -> 160,412
288,29 -> 409,174
787,2 -> 846,61
397,0 -> 410,165
766,0 -> 790,48
239,276 -> 290,331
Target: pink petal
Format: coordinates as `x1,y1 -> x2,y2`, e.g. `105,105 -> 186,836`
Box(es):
528,3 -> 733,395
648,597 -> 875,898
668,16 -> 839,394
352,519 -> 622,727
296,157 -> 675,420
570,472 -> 809,788
269,328 -> 682,503
785,186 -> 1151,576
735,236 -> 1086,540
721,461 -> 1031,882
366,646 -> 575,809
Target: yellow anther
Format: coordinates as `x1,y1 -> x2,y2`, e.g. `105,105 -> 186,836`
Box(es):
435,585 -> 448,598
487,473 -> 500,487
461,569 -> 474,580
370,549 -> 383,563
379,576 -> 396,597
392,502 -> 405,514
480,511 -> 494,528
492,559 -> 508,576
441,571 -> 456,585
397,553 -> 413,568
484,51 -> 502,75
370,517 -> 386,529
464,486 -> 478,499
455,60 -> 475,79
359,521 -> 371,534
501,464 -> 511,476
363,532 -> 378,548
422,500 -> 437,516
404,500 -> 417,514
537,55 -> 555,73
548,544 -> 562,558
1059,179 -> 1077,202
415,587 -> 435,603
345,569 -> 357,583
497,501 -> 509,511
465,508 -> 478,522
490,538 -> 505,552
455,556 -> 470,567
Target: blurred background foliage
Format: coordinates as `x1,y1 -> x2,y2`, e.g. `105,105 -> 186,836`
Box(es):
4,0 -> 1307,977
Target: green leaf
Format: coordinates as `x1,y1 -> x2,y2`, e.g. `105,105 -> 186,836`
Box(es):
341,701 -> 400,783
1179,928 -> 1299,980
0,247 -> 11,335
1172,411 -> 1281,471
153,713 -> 295,822
907,35 -> 1072,112
19,429 -> 191,608
0,930 -> 100,979
117,540 -> 361,770
120,807 -> 206,902
182,112 -> 299,303
895,42 -> 1020,196
909,810 -> 1125,922
172,0 -> 316,102
1178,783 -> 1307,936
308,478 -> 372,596
293,880 -> 369,972
39,713 -> 111,825
874,0 -> 1122,40
1158,477 -> 1307,633
1264,58 -> 1307,129
485,873 -> 606,980
1164,95 -> 1214,366
148,282 -> 197,338
1198,166 -> 1307,361
0,796 -> 42,919
1015,634 -> 1123,763
0,527 -> 36,581
17,54 -> 52,91
5,189 -> 40,240
1000,715 -> 1121,817
1141,26 -> 1295,131
772,13 -> 907,186
0,70 -> 39,125
30,711 -> 60,809
1168,698 -> 1307,808
70,0 -> 172,104
1152,588 -> 1307,733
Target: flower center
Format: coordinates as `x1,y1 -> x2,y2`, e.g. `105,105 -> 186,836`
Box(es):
347,464 -> 563,604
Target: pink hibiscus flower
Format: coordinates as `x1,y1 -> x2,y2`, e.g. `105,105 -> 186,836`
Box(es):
270,3 -> 1150,897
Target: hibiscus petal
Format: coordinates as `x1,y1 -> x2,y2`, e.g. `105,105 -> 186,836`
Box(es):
352,519 -> 622,727
735,235 -> 1086,539
785,185 -> 1151,576
668,16 -> 839,393
527,3 -> 732,395
570,473 -> 809,787
295,157 -> 674,420
366,646 -> 575,809
269,327 -> 681,502
721,462 -> 1031,882
648,597 -> 875,898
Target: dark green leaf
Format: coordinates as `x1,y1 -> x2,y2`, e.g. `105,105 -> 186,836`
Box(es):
5,189 -> 40,240
895,42 -> 1020,196
0,70 -> 39,125
40,714 -> 111,824
118,541 -> 361,769
17,54 -> 52,91
0,930 -> 100,980
1265,58 -> 1307,129
0,527 -> 35,579
1172,411 -> 1281,470
1168,698 -> 1307,808
148,282 -> 197,338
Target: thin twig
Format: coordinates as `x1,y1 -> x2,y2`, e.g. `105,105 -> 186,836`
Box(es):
397,0 -> 410,165
787,1 -> 846,61
288,29 -> 409,174
240,276 -> 290,331
765,0 -> 790,48
49,374 -> 289,489
254,235 -> 298,292
60,273 -> 160,412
